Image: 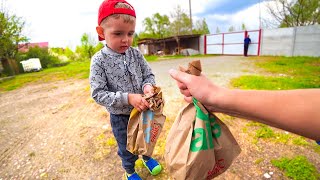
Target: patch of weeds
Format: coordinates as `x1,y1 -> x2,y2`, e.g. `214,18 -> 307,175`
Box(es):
84,85 -> 90,92
271,156 -> 320,180
255,126 -> 275,139
40,172 -> 48,179
104,137 -> 116,147
87,98 -> 95,103
252,138 -> 259,145
29,152 -> 36,157
246,122 -> 266,127
254,158 -> 264,165
312,144 -> 320,154
274,132 -> 291,144
58,168 -> 71,173
292,136 -> 309,146
242,127 -> 248,133
92,133 -> 116,160
241,69 -> 250,73
96,133 -> 106,140
153,137 -> 166,156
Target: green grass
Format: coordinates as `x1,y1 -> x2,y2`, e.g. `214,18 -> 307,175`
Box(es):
271,156 -> 320,180
0,61 -> 90,92
245,122 -> 308,145
144,54 -> 218,61
144,55 -> 158,61
0,54 -> 218,92
231,56 -> 320,90
255,126 -> 275,138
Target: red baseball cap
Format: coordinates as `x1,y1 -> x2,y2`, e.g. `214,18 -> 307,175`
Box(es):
97,0 -> 136,41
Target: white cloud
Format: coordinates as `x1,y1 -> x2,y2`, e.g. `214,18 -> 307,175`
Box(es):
204,1 -> 274,33
5,0 -> 267,49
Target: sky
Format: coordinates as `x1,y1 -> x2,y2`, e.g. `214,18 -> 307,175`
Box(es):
3,0 -> 271,49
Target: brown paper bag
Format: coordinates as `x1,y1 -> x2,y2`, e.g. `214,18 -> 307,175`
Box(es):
165,60 -> 241,179
127,86 -> 166,156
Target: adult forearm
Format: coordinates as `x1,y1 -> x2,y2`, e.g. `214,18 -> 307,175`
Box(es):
218,89 -> 320,140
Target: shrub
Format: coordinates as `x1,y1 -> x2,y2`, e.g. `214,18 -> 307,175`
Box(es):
17,46 -> 60,69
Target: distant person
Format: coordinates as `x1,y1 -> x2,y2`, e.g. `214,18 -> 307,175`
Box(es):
244,35 -> 251,56
89,0 -> 162,179
169,69 -> 320,143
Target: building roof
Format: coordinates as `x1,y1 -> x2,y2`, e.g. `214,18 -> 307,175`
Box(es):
18,42 -> 49,52
138,34 -> 201,45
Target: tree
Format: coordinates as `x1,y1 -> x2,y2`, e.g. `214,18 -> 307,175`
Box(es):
193,18 -> 210,35
216,27 -> 221,34
75,33 -> 95,60
141,13 -> 170,38
0,8 -> 28,75
266,0 -> 320,27
153,13 -> 170,38
169,5 -> 192,36
228,26 -> 235,32
132,33 -> 138,47
241,23 -> 247,30
142,17 -> 155,37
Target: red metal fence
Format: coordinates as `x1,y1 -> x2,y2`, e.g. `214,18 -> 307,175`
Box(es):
205,29 -> 262,56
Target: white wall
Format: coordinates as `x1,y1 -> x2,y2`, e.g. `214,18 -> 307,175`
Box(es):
205,30 -> 260,55
261,25 -> 320,57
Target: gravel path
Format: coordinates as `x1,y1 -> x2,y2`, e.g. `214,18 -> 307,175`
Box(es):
1,56 -> 318,180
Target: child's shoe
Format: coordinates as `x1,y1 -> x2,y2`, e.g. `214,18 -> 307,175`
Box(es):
125,172 -> 142,180
142,158 -> 162,176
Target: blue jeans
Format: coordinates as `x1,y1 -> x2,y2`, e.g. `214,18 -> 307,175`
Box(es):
110,114 -> 150,174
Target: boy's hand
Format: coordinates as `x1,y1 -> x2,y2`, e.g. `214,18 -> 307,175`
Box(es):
143,84 -> 154,95
128,94 -> 150,112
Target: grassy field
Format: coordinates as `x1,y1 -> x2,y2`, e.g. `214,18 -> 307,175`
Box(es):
0,54 -> 218,92
231,56 -> 320,179
0,61 -> 90,91
231,56 -> 320,90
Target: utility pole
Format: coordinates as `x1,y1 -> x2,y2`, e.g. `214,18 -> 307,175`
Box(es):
259,0 -> 262,29
189,0 -> 192,34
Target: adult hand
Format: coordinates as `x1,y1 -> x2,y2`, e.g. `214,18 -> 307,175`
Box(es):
128,94 -> 150,112
169,69 -> 225,112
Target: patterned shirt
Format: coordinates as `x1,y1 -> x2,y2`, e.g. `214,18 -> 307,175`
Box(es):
89,46 -> 155,115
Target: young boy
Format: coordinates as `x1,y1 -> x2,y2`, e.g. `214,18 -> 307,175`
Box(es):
89,0 -> 162,179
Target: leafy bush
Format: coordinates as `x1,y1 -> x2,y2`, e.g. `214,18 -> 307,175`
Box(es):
271,156 -> 320,180
17,46 -> 60,69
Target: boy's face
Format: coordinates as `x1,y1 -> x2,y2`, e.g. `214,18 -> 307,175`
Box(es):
99,17 -> 136,54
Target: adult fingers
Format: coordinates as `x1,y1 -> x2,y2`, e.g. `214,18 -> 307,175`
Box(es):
177,81 -> 187,90
136,106 -> 142,112
184,96 -> 193,103
169,69 -> 192,85
180,88 -> 192,97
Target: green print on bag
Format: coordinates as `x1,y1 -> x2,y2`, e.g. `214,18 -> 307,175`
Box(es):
190,98 -> 222,152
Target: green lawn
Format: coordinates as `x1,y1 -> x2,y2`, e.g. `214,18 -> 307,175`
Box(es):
231,56 -> 320,90
0,54 -> 218,92
0,61 -> 90,91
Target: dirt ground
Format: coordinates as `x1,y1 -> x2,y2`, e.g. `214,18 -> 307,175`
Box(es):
0,56 -> 319,179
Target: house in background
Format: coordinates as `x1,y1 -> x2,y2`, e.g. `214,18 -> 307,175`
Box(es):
18,42 -> 49,52
138,34 -> 201,56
